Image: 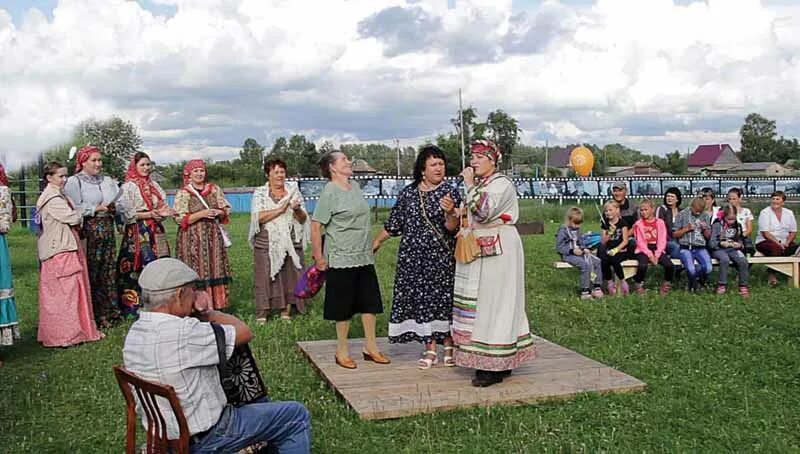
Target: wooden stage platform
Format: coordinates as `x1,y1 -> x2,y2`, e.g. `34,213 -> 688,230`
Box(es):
297,336 -> 646,420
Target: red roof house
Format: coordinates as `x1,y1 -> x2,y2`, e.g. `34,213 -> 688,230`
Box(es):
687,144 -> 741,173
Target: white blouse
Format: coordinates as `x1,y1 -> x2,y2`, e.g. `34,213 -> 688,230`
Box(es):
248,182 -> 309,280
756,207 -> 797,244
63,173 -> 122,217
118,180 -> 169,225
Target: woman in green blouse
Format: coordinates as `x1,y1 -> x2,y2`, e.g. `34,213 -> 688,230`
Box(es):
311,151 -> 390,369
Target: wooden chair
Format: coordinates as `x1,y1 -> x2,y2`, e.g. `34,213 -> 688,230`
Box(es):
113,365 -> 190,454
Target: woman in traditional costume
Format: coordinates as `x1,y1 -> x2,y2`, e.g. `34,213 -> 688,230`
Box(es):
249,159 -> 309,322
64,146 -> 122,327
0,163 -> 20,364
452,140 -> 535,387
36,162 -> 104,347
174,159 -> 233,309
311,151 -> 390,369
116,152 -> 175,317
372,145 -> 462,369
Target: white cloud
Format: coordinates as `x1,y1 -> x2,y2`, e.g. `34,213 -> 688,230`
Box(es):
0,0 -> 799,170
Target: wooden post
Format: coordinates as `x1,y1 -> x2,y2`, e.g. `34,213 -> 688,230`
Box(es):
18,167 -> 26,228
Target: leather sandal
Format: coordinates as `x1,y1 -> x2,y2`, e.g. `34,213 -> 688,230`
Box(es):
442,346 -> 456,367
335,353 -> 357,369
362,350 -> 391,364
417,350 -> 438,369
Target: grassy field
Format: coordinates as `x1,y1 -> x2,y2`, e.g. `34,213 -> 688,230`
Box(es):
1,202 -> 799,453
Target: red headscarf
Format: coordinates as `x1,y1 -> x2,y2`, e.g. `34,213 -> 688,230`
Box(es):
0,163 -> 8,187
75,146 -> 100,173
471,139 -> 502,163
125,154 -> 166,267
124,154 -> 165,214
183,159 -> 207,186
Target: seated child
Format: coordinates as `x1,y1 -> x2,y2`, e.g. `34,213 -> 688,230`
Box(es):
598,200 -> 632,295
672,197 -> 713,292
631,198 -> 675,295
709,205 -> 750,297
556,207 -> 604,299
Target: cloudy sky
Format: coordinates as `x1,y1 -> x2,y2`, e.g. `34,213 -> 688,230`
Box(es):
1,0 -> 799,169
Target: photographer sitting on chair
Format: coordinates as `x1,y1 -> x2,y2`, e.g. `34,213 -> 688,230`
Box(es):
123,258 -> 311,453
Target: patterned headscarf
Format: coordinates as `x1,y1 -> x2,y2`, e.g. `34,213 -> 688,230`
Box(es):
75,146 -> 100,173
0,163 -> 8,187
470,139 -> 502,163
183,159 -> 206,186
124,154 -> 164,214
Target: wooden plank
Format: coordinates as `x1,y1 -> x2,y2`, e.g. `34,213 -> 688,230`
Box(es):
297,336 -> 646,420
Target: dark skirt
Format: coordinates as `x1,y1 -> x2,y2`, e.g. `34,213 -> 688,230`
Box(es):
253,229 -> 305,317
323,265 -> 383,321
82,216 -> 120,324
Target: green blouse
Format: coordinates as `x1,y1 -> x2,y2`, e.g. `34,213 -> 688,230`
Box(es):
312,182 -> 374,268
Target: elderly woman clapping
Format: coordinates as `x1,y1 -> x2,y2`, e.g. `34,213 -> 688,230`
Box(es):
249,159 -> 309,323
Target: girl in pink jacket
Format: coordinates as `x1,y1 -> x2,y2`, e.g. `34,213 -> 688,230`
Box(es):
631,199 -> 675,296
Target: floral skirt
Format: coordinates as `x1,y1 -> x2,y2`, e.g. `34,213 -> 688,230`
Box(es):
117,221 -> 169,317
82,217 -> 120,324
0,235 -> 20,347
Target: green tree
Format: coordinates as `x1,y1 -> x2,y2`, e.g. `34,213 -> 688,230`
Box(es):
655,150 -> 688,175
288,135 -> 319,177
478,110 -> 521,170
240,138 -> 265,169
773,137 -> 800,164
739,113 -> 777,162
74,116 -> 142,180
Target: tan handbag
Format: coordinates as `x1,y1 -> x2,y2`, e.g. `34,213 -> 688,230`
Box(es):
454,211 -> 480,264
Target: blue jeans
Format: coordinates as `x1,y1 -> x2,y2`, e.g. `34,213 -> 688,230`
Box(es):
666,240 -> 681,259
191,399 -> 311,454
678,247 -> 712,287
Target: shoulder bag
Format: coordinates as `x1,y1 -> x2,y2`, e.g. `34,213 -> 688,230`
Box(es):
211,323 -> 268,406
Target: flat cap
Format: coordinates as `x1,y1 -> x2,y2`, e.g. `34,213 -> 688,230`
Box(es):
611,181 -> 627,190
139,258 -> 199,292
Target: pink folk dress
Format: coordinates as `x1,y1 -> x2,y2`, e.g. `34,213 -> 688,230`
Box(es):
37,186 -> 104,347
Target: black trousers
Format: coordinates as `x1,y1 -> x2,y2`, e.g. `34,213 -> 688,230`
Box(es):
598,243 -> 632,280
633,252 -> 674,284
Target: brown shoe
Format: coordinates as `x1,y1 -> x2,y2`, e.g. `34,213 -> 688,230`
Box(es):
335,354 -> 357,369
362,350 -> 391,364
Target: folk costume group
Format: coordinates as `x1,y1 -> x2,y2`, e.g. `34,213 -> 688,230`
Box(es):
0,139 -> 531,451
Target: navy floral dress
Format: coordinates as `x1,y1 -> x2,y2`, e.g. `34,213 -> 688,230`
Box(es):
386,182 -> 462,344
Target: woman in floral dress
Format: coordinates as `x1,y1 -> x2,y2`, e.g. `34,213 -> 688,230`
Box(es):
116,152 -> 176,317
64,146 -> 123,327
373,145 -> 462,369
174,159 -> 233,309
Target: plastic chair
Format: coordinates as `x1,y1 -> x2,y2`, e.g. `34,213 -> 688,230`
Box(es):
113,365 -> 190,454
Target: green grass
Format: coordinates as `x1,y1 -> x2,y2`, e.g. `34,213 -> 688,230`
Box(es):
1,202 -> 799,453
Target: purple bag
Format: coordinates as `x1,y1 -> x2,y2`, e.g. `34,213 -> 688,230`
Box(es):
293,264 -> 327,299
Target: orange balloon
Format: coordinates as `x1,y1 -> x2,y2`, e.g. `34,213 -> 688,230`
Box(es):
569,146 -> 594,177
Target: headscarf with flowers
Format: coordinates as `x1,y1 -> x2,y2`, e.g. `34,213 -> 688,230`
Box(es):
182,159 -> 213,196
124,154 -> 165,223
470,139 -> 502,163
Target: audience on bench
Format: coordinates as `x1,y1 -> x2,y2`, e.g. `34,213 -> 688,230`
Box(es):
560,189 -> 800,298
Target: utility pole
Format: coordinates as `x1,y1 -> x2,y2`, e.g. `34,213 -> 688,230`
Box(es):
459,89 -> 466,170
394,137 -> 401,176
544,140 -> 549,177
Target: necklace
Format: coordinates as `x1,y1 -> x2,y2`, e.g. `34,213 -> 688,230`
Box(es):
419,180 -> 442,192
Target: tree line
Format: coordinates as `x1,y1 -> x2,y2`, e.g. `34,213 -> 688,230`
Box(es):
10,112 -> 797,189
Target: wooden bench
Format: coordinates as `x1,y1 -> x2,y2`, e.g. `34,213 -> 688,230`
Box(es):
553,254 -> 800,288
